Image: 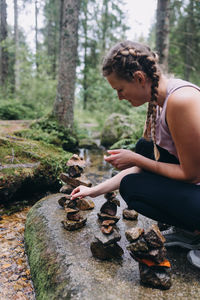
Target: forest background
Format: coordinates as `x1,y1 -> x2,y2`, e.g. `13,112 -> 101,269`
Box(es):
0,0 -> 200,150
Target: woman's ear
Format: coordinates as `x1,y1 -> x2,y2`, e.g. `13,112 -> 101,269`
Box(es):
133,71 -> 146,85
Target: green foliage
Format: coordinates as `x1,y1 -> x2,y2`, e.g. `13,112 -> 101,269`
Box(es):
78,0 -> 129,111
0,99 -> 35,120
110,105 -> 146,149
169,0 -> 200,85
16,115 -> 79,152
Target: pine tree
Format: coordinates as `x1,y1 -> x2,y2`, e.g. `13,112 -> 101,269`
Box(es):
53,0 -> 81,128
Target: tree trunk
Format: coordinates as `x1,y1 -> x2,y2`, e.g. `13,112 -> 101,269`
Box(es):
184,0 -> 194,81
59,0 -> 64,60
156,0 -> 170,73
53,0 -> 81,128
102,0 -> 108,53
0,0 -> 8,86
35,0 -> 39,71
83,0 -> 88,110
46,0 -> 59,79
14,0 -> 20,91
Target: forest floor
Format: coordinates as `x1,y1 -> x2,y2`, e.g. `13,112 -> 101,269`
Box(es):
0,120 -> 31,136
0,120 -> 35,299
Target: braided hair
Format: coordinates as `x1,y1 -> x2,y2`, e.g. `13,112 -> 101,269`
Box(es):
102,41 -> 160,160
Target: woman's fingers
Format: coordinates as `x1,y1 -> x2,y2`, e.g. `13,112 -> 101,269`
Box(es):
71,186 -> 80,195
107,149 -> 121,154
104,154 -> 119,162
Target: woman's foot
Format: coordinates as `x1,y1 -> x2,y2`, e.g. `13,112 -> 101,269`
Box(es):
187,250 -> 200,269
164,228 -> 200,250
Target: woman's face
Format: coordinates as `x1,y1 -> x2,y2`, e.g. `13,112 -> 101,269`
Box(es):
106,72 -> 151,107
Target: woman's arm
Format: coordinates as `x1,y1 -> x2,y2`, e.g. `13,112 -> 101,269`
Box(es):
71,166 -> 141,199
105,87 -> 200,183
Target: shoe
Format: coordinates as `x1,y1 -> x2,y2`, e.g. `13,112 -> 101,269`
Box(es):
157,222 -> 172,231
164,229 -> 200,250
187,250 -> 200,269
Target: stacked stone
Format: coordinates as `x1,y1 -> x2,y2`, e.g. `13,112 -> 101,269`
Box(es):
122,208 -> 138,221
125,224 -> 172,290
58,195 -> 87,231
98,191 -> 120,233
90,191 -> 123,260
58,154 -> 94,231
60,154 -> 92,193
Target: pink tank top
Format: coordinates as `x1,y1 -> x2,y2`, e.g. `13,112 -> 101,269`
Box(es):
156,78 -> 200,160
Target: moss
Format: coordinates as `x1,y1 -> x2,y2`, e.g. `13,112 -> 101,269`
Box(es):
0,135 -> 72,203
25,199 -> 71,299
15,115 -> 79,151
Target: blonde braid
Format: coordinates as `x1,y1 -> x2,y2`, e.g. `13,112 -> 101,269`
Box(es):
102,41 -> 160,160
144,57 -> 160,161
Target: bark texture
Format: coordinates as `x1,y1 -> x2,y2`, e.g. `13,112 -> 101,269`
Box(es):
156,0 -> 170,73
0,0 -> 8,86
14,0 -> 20,91
53,0 -> 81,128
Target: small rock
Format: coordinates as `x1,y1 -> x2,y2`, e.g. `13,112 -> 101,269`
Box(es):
90,239 -> 123,260
59,184 -> 74,194
139,263 -> 172,290
64,199 -> 77,209
101,225 -> 113,235
109,198 -> 120,207
104,191 -> 117,201
100,201 -> 117,216
97,213 -> 120,223
94,229 -> 121,246
129,246 -> 167,264
67,154 -> 86,168
68,165 -> 83,178
143,224 -> 166,249
125,227 -> 144,243
101,220 -> 116,226
67,212 -> 81,221
146,247 -> 168,264
127,237 -> 149,253
60,173 -> 92,188
65,207 -> 79,214
58,196 -> 67,208
76,198 -> 95,210
65,208 -> 81,221
123,208 -> 138,220
61,216 -> 87,231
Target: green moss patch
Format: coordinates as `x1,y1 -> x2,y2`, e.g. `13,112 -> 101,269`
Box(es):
0,135 -> 72,203
15,115 -> 79,151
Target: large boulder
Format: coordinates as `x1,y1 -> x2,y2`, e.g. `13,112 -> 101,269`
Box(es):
25,194 -> 200,299
0,136 -> 71,203
100,113 -> 135,147
24,193 -> 141,300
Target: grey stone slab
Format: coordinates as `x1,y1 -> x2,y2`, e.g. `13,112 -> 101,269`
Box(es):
25,193 -> 200,300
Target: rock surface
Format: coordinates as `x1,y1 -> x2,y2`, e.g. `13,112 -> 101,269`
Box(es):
25,193 -> 200,300
100,113 -> 134,147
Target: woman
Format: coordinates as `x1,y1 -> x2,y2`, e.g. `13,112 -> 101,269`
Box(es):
71,41 -> 200,268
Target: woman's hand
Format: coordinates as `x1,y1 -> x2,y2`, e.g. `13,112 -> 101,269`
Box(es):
104,149 -> 136,170
71,185 -> 97,200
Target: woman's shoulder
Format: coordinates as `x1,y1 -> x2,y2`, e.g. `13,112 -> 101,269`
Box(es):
167,78 -> 200,96
166,78 -> 200,108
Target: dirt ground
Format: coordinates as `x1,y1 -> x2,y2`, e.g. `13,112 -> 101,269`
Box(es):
0,120 -> 31,136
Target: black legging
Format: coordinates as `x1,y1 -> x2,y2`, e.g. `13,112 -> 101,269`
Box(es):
119,138 -> 200,231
